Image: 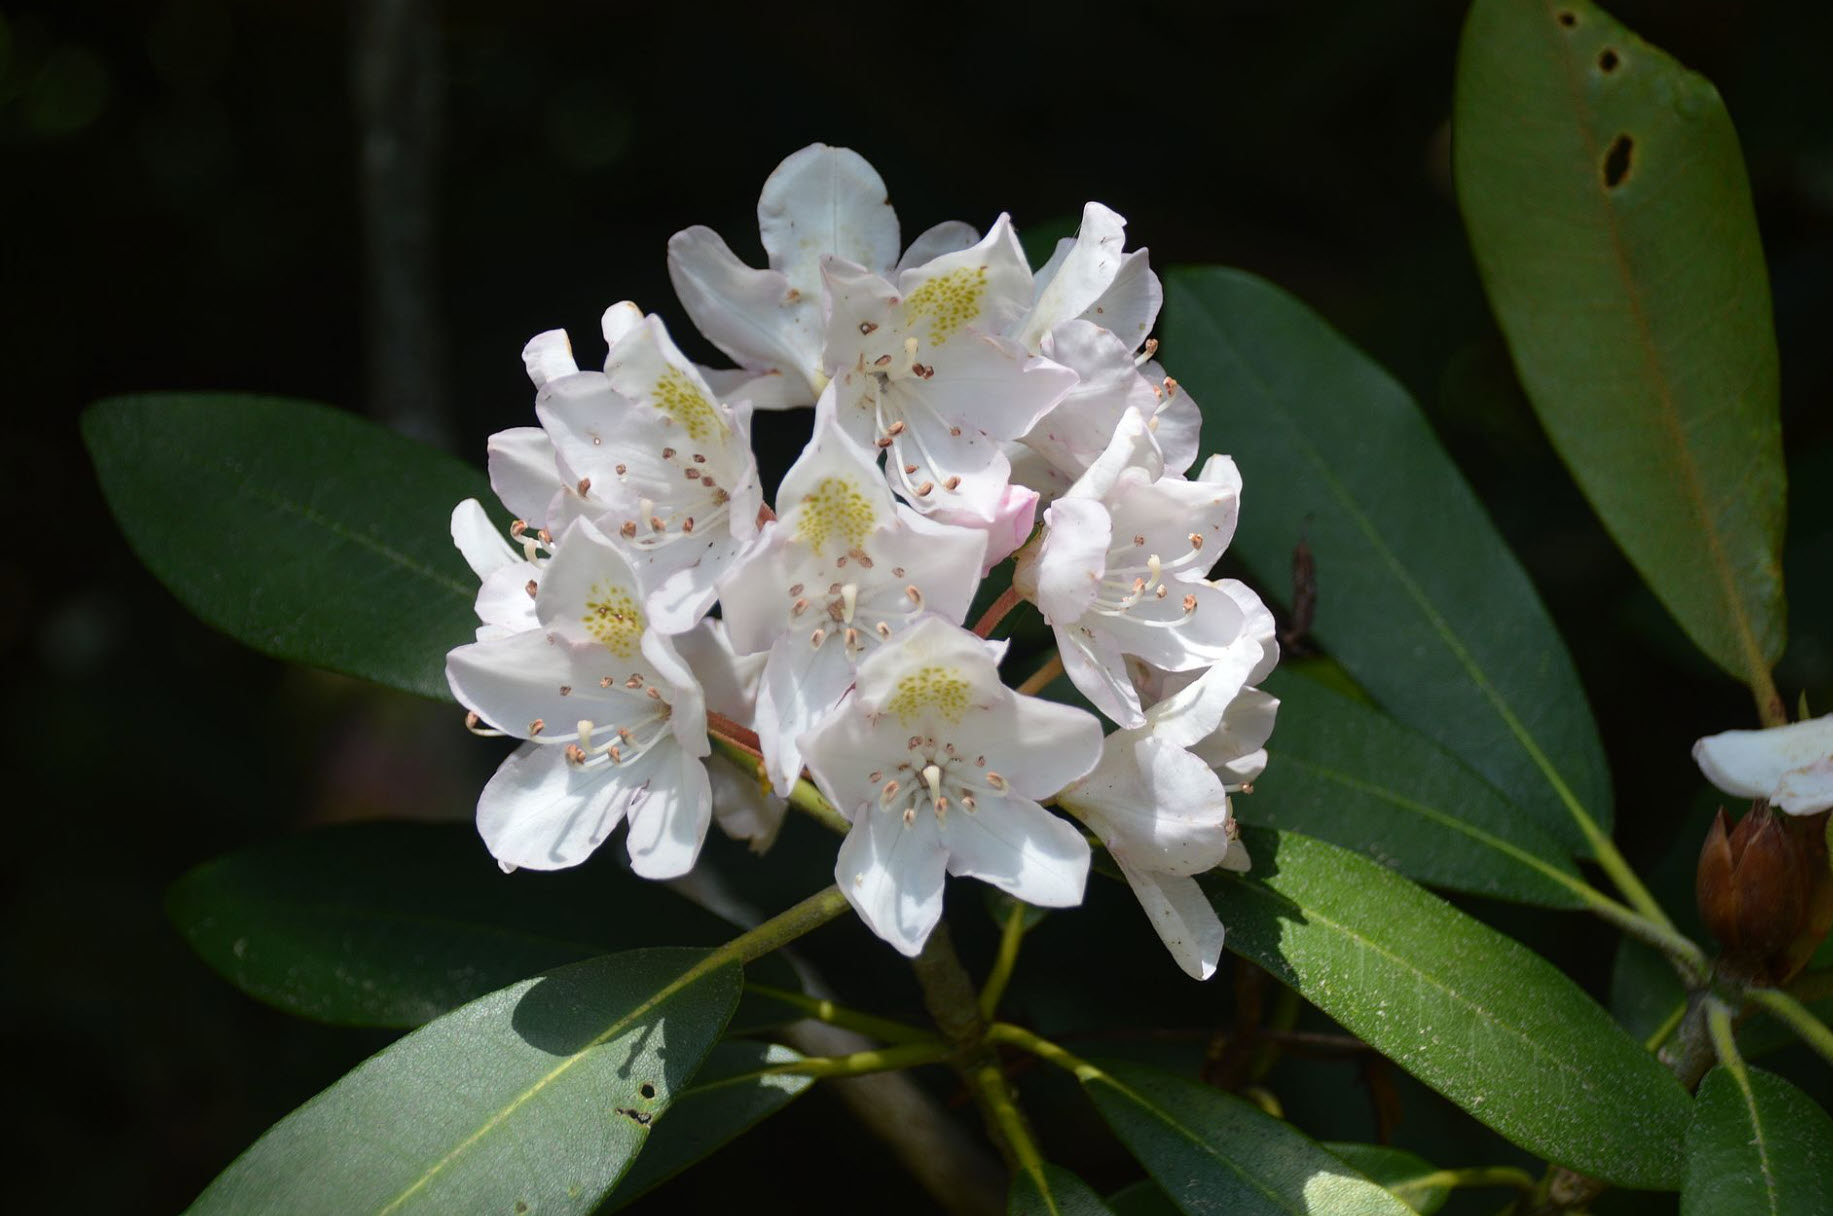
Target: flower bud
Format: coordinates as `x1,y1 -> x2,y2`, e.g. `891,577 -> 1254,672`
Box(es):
1697,803 -> 1833,984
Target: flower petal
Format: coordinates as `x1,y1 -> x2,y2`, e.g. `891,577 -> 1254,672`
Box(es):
1116,861 -> 1223,981
623,747 -> 713,879
1694,716 -> 1833,802
940,796 -> 1090,908
835,803 -> 948,957
759,144 -> 900,296
451,499 -> 516,581
522,329 -> 579,388
896,220 -> 980,275
756,628 -> 857,795
667,224 -> 821,396
487,426 -> 562,527
1774,758 -> 1833,816
1036,496 -> 1113,624
476,740 -> 626,871
1015,202 -> 1130,350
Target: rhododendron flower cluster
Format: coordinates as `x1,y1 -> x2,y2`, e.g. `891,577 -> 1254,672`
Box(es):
446,144 -> 1279,977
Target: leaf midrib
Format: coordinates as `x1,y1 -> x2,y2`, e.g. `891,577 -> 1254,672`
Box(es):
1527,0 -> 1775,685
1270,753 -> 1587,901
373,951 -> 732,1215
134,412 -> 473,603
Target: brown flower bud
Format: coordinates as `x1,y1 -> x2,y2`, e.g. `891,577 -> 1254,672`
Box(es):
1697,803 -> 1833,985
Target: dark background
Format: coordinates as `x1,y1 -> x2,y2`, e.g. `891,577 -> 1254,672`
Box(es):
5,0 -> 1831,1211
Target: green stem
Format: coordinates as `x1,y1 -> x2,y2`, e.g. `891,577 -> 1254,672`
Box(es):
1643,999 -> 1688,1053
715,885 -> 853,967
1576,889 -> 1708,983
1581,829 -> 1679,936
1744,987 -> 1833,1070
693,1040 -> 955,1091
985,1022 -> 1105,1083
978,901 -> 1029,1020
745,983 -> 939,1046
1705,996 -> 1747,1079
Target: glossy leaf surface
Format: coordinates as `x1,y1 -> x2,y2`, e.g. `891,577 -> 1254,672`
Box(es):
85,393 -> 488,700
1240,671 -> 1588,907
1088,1062 -> 1414,1215
1165,269 -> 1610,855
1210,829 -> 1690,1187
168,821 -> 799,1029
1456,0 -> 1786,684
187,948 -> 740,1216
1682,1066 -> 1833,1215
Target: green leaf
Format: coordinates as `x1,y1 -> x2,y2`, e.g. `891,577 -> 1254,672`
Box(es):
187,948 -> 741,1216
1164,268 -> 1610,857
1453,0 -> 1786,684
1106,1181 -> 1179,1216
167,821 -> 801,1030
1086,1061 -> 1414,1215
1683,1066 -> 1833,1215
1009,1164 -> 1118,1216
1321,1145 -> 1448,1215
84,393 -> 489,700
602,1040 -> 814,1210
1239,671 -> 1590,908
1609,936 -> 1684,1048
1210,829 -> 1691,1188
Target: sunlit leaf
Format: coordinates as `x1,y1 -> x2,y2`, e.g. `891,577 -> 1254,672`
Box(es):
1211,829 -> 1690,1187
1087,1062 -> 1413,1215
1009,1164 -> 1118,1216
187,949 -> 740,1215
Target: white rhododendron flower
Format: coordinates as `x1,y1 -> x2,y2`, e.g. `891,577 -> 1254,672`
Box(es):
668,143 -> 900,410
819,217 -> 1075,532
529,305 -> 763,633
720,409 -> 987,794
1019,409 -> 1247,727
1694,714 -> 1833,816
446,518 -> 713,877
1057,633 -> 1268,979
802,618 -> 1103,956
444,140 -> 1281,973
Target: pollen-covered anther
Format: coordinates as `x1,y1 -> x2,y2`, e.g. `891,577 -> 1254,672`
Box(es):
849,548 -> 874,569
1138,337 -> 1160,364
810,627 -> 826,647
529,718 -> 545,736
826,600 -> 846,623
682,517 -> 695,533
961,792 -> 976,811
912,363 -> 934,379
1189,532 -> 1204,550
903,463 -> 918,475
886,420 -> 906,437
661,447 -> 676,460
905,584 -> 924,607
1134,534 -> 1146,546
858,320 -> 878,335
599,676 -> 613,687
875,621 -> 892,638
510,519 -> 529,538
577,478 -> 592,496
845,627 -> 859,648
943,476 -> 961,491
649,516 -> 666,533
902,807 -> 917,826
463,711 -> 503,738
525,579 -> 538,599
880,779 -> 901,804
1155,585 -> 1169,599
620,521 -> 638,538
985,771 -> 1008,791
626,675 -> 644,688
791,597 -> 809,617
558,685 -> 572,697
645,686 -> 663,700
915,481 -> 935,497
1163,376 -> 1180,397
564,744 -> 587,766
875,436 -> 894,449
536,528 -> 552,545
1183,593 -> 1198,613
874,354 -> 893,367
